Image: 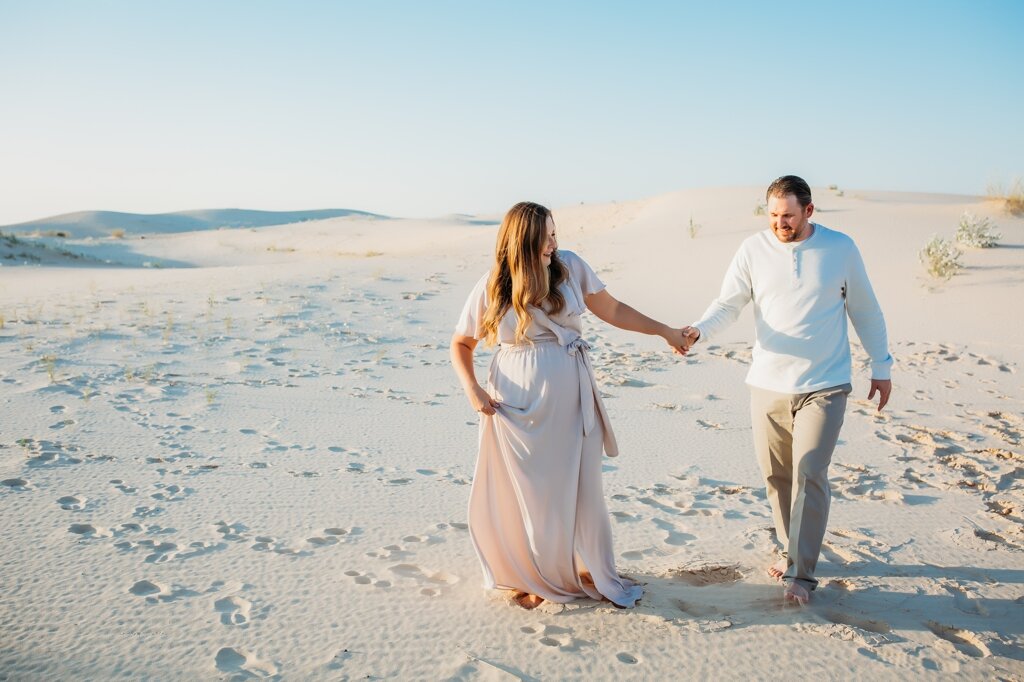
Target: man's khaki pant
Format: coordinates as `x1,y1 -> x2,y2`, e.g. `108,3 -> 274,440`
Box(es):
750,383 -> 852,589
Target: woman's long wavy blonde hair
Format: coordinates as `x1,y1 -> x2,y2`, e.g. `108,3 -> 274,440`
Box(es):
481,202 -> 567,346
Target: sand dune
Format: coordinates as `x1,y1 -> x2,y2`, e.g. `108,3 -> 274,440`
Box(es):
1,207 -> 390,239
0,186 -> 1021,679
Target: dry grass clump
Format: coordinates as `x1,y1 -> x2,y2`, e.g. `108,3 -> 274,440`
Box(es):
688,216 -> 701,239
956,212 -> 1001,248
919,236 -> 962,280
987,179 -> 1024,216
110,229 -> 126,239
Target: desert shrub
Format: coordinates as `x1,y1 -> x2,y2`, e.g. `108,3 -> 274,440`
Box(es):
688,216 -> 700,239
110,229 -> 126,239
919,236 -> 962,280
955,212 -> 1001,248
987,179 -> 1024,216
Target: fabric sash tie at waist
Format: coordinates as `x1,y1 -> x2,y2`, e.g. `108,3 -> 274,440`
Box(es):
531,310 -> 620,457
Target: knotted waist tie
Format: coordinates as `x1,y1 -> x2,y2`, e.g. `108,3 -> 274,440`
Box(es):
532,310 -> 620,457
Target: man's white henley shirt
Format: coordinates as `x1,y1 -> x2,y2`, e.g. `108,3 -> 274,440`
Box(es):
693,223 -> 893,394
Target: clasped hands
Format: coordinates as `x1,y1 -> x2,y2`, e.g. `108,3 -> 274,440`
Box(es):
662,325 -> 700,355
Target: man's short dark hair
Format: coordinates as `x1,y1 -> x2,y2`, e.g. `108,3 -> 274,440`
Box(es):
766,175 -> 813,207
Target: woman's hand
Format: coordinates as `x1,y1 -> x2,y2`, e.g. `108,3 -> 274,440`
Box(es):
659,325 -> 686,351
663,326 -> 700,355
451,334 -> 499,415
468,385 -> 500,416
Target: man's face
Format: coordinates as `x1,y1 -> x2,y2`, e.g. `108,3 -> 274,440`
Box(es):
768,193 -> 814,243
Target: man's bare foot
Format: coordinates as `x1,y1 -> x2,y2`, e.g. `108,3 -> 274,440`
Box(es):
767,558 -> 788,581
513,592 -> 544,610
783,582 -> 810,605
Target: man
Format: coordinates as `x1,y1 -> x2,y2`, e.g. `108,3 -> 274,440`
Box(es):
680,175 -> 892,605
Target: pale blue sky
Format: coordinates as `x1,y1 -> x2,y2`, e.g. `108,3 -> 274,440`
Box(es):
1,0 -> 1021,223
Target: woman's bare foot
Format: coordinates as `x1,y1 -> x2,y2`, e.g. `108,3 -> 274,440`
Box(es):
767,558 -> 788,581
783,581 -> 810,605
513,592 -> 544,610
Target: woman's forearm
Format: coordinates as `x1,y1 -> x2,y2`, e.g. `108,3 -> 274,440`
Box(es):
587,290 -> 670,337
450,336 -> 482,391
604,300 -> 670,336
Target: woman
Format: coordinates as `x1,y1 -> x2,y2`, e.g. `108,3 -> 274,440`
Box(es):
450,201 -> 685,609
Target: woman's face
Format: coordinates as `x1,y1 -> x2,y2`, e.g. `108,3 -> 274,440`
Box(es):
540,215 -> 558,267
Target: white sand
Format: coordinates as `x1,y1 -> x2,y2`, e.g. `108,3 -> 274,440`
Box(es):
1,187 -> 1022,679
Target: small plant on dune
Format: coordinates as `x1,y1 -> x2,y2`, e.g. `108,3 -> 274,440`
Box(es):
110,229 -> 125,239
688,216 -> 701,239
41,355 -> 57,383
205,388 -> 218,405
0,313 -> 4,329
919,235 -> 962,280
753,204 -> 766,216
163,312 -> 174,343
955,212 -> 1001,248
987,179 -> 1024,216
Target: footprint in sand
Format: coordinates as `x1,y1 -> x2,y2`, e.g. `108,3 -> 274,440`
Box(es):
940,582 -> 987,616
118,539 -> 179,564
670,564 -> 745,586
110,479 -> 137,494
819,541 -> 865,567
343,570 -> 390,589
214,647 -> 278,678
822,609 -> 893,638
68,523 -> 111,538
827,528 -> 895,560
387,563 -> 460,597
130,579 -> 166,598
214,595 -> 252,626
366,544 -> 413,561
651,518 -> 696,546
672,598 -> 731,620
740,525 -> 779,553
798,616 -> 894,649
611,510 -> 642,523
306,527 -> 356,547
129,580 -> 200,603
926,621 -> 991,658
520,624 -> 591,653
57,495 -> 87,511
133,505 -> 164,519
1,478 -> 31,490
616,652 -> 639,664
250,535 -> 306,556
215,521 -> 249,542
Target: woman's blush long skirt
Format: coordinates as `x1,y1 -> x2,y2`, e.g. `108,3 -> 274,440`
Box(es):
468,341 -> 642,608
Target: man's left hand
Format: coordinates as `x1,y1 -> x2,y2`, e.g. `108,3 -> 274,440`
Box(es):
868,379 -> 892,412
